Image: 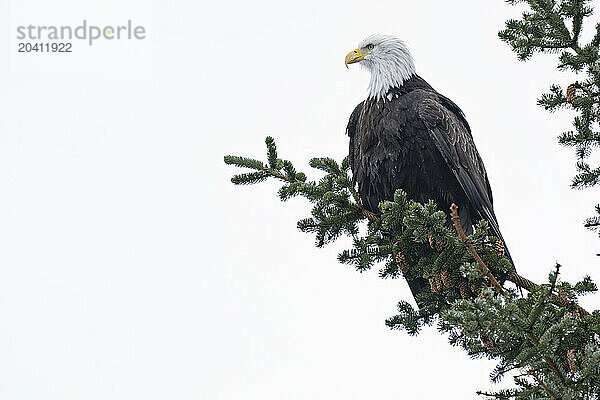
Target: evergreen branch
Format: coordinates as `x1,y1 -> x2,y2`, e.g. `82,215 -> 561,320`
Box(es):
529,368 -> 561,400
452,204 -> 576,391
450,203 -> 505,294
528,332 -> 568,387
584,204 -> 600,237
507,270 -> 591,317
476,390 -> 509,399
501,0 -> 600,237
227,9 -> 600,389
227,138 -> 600,398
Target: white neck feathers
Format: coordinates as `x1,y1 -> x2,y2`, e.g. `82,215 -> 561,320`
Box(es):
359,36 -> 416,100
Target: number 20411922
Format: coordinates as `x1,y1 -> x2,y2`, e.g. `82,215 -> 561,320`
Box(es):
18,43 -> 72,52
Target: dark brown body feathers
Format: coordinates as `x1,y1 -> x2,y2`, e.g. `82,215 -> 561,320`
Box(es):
346,75 -> 509,296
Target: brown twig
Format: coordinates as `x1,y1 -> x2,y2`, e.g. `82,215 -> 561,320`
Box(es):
507,272 -> 537,291
362,208 -> 379,222
508,271 -> 590,317
527,333 -> 568,387
347,184 -> 380,223
529,369 -> 561,400
451,206 -> 571,388
450,204 -> 590,317
450,204 -> 505,294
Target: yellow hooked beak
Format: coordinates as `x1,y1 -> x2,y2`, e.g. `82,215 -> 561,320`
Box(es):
345,48 -> 368,68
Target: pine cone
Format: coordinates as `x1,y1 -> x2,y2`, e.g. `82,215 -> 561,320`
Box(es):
429,275 -> 443,294
395,251 -> 408,273
494,239 -> 505,257
428,234 -> 443,251
566,83 -> 577,103
440,270 -> 453,288
567,349 -> 576,373
482,336 -> 494,352
459,281 -> 471,299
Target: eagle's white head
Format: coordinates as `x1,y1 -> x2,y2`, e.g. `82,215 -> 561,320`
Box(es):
345,34 -> 416,100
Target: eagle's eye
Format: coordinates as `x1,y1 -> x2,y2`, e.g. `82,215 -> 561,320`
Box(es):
365,44 -> 375,51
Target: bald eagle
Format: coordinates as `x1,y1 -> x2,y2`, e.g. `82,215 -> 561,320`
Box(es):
345,34 -> 511,297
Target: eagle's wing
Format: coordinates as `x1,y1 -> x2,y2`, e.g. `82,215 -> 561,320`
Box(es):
346,101 -> 364,180
416,93 -> 502,241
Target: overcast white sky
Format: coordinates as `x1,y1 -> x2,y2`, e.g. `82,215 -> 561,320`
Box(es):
1,0 -> 600,399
